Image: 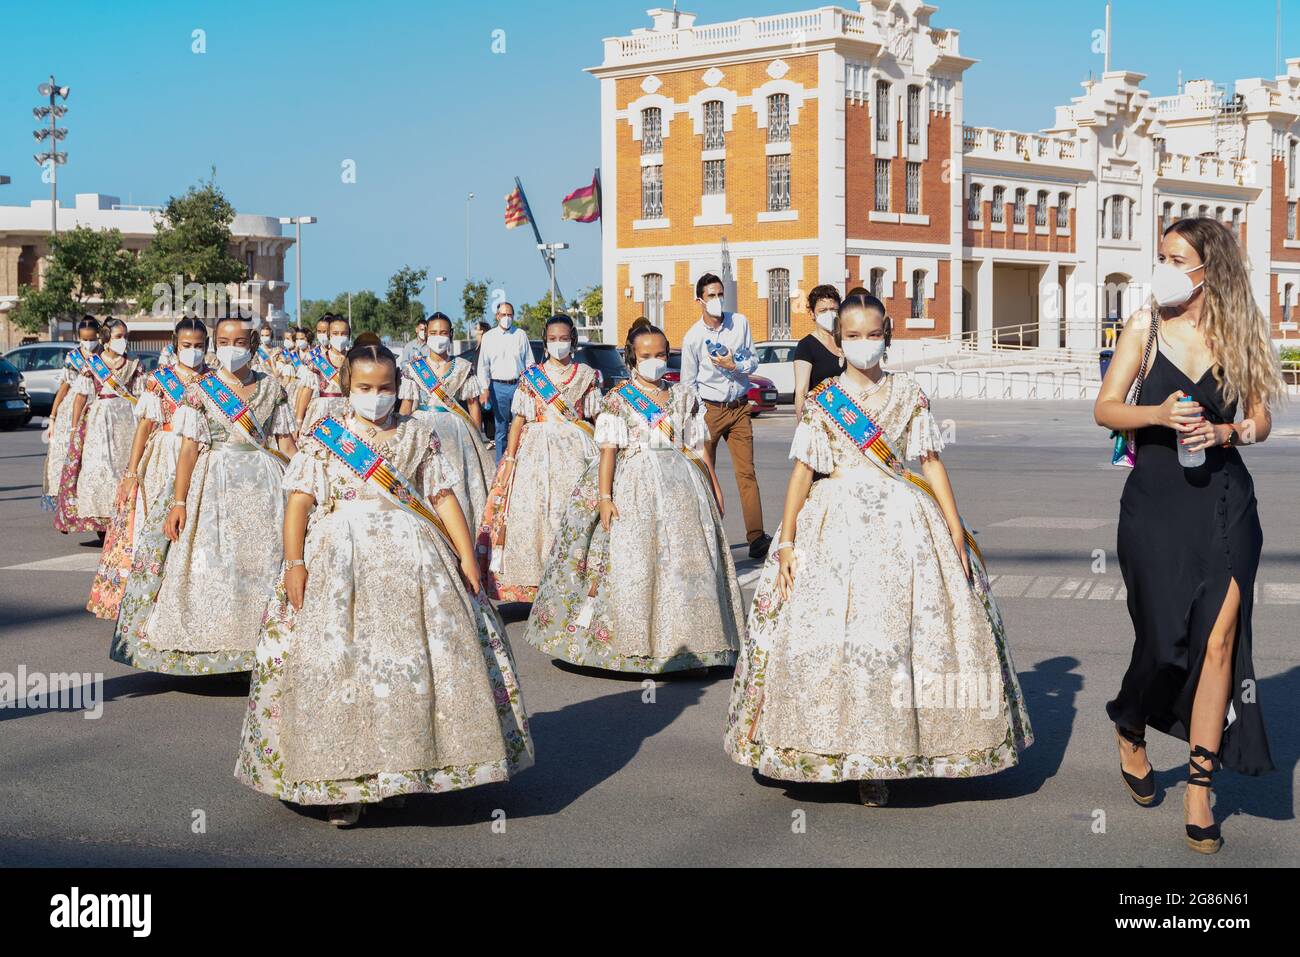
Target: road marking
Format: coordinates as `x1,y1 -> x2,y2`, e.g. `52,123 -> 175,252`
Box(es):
1262,583 -> 1300,604
1,553 -> 102,572
987,517 -> 1113,530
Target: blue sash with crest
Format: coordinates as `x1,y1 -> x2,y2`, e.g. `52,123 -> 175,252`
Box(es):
197,373 -> 288,464
87,352 -> 137,404
66,348 -> 88,373
153,367 -> 186,405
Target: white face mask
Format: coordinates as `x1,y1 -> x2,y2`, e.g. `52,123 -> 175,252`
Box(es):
704,298 -> 724,319
842,338 -> 887,371
80,340 -> 100,354
107,338 -> 128,355
637,357 -> 667,381
429,334 -> 450,354
548,340 -> 572,360
178,346 -> 205,369
814,309 -> 838,333
1151,261 -> 1205,308
296,340 -> 309,352
330,334 -> 351,352
350,390 -> 396,422
498,314 -> 513,329
216,346 -> 251,372
316,332 -> 328,346
416,330 -> 427,342
282,338 -> 293,350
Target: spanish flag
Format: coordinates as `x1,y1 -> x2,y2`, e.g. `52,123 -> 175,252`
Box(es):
504,187 -> 529,230
561,172 -> 601,223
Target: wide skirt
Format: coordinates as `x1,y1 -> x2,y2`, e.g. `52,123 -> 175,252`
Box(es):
412,407 -> 493,529
72,397 -> 136,521
42,399 -> 75,511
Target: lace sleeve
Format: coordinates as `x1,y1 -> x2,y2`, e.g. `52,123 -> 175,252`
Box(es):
171,403 -> 212,447
904,388 -> 945,461
70,372 -> 95,397
268,395 -> 297,437
282,445 -> 330,502
511,386 -> 535,420
399,376 -> 419,402
594,411 -> 629,449
135,386 -> 163,423
789,412 -> 834,473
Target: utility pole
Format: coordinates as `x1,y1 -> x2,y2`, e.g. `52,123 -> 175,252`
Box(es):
538,243 -> 569,315
278,216 -> 318,323
33,76 -> 69,342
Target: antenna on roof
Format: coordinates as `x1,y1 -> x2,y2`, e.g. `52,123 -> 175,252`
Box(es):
1277,0 -> 1282,77
672,0 -> 679,29
1104,1 -> 1112,73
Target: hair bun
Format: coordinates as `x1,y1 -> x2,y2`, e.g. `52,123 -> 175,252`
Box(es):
354,331 -> 383,348
628,317 -> 652,335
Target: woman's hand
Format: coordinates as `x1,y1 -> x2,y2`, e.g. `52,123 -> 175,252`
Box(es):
1154,390 -> 1202,432
951,526 -> 971,582
599,497 -> 619,532
776,545 -> 796,600
459,554 -> 482,595
1182,419 -> 1226,453
163,504 -> 186,542
285,564 -> 308,611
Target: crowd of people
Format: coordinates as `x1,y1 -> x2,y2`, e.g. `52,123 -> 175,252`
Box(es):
33,218 -> 1281,853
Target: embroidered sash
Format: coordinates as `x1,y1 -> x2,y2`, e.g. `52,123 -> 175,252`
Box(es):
197,374 -> 289,464
87,353 -> 137,405
288,350 -> 303,370
309,349 -> 341,386
523,364 -> 594,437
410,357 -> 475,428
152,367 -> 187,405
613,382 -> 712,484
310,416 -> 451,545
813,381 -> 982,564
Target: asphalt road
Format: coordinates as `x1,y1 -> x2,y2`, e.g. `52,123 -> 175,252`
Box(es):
1,398 -> 1297,867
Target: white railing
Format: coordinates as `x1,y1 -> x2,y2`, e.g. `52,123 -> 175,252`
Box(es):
1156,151 -> 1256,186
962,126 -> 1081,165
906,320 -> 1107,367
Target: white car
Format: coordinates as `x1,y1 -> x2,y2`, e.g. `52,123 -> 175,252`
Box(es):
754,339 -> 799,403
2,342 -> 76,416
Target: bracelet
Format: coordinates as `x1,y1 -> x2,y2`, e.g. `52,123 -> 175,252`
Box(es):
164,498 -> 182,511
775,541 -> 795,553
502,454 -> 516,462
599,493 -> 613,502
285,559 -> 305,569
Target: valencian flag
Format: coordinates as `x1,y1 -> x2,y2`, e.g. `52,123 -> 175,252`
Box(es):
504,186 -> 529,230
561,171 -> 602,223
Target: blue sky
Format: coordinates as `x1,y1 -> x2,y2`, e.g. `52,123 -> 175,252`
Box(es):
1,0 -> 1295,318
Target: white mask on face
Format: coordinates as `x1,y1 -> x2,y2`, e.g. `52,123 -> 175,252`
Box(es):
316,332 -> 328,346
815,310 -> 838,333
80,340 -> 100,354
296,340 -> 309,352
178,346 -> 205,369
416,330 -> 427,342
429,334 -> 450,354
1150,261 -> 1205,309
283,338 -> 293,350
498,314 -> 513,329
107,338 -> 128,355
330,335 -> 351,352
842,338 -> 887,371
637,357 -> 667,381
350,390 -> 396,422
704,298 -> 724,319
548,340 -> 572,360
216,346 -> 251,372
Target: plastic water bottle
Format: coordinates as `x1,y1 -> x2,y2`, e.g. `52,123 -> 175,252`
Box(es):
1177,396 -> 1206,468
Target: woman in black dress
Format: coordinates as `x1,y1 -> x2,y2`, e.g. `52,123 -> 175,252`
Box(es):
793,284 -> 844,419
1095,218 -> 1284,854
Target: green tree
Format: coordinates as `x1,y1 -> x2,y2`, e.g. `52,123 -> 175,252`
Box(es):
382,266 -> 428,335
8,226 -> 139,333
461,278 -> 492,329
580,283 -> 602,323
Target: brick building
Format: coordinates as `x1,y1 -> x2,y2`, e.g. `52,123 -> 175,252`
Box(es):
591,2 -> 1298,358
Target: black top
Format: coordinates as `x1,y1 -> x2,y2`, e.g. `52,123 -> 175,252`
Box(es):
794,334 -> 841,393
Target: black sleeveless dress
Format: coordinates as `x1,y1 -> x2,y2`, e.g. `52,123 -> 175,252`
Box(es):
1107,348 -> 1272,775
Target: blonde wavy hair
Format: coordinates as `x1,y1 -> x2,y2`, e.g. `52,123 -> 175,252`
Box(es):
1162,218 -> 1285,409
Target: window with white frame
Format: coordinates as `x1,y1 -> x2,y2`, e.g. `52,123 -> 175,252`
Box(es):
991,185 -> 1004,224
869,267 -> 886,300
1198,204 -> 1208,219
1216,206 -> 1226,222
968,183 -> 982,222
1286,283 -> 1293,324
875,159 -> 890,212
641,165 -> 663,218
1036,190 -> 1048,227
703,100 -> 725,150
1232,208 -> 1241,231
643,273 -> 663,324
1291,139 -> 1296,189
905,162 -> 921,215
703,158 -> 725,195
911,269 -> 926,319
642,108 -> 662,154
1111,196 -> 1125,239
875,80 -> 890,142
1057,192 -> 1069,228
1181,202 -> 1191,219
907,85 -> 921,145
1162,202 -> 1172,233
767,93 -> 790,143
767,268 -> 791,338
1013,188 -> 1026,225
1289,202 -> 1296,240
767,154 -> 791,211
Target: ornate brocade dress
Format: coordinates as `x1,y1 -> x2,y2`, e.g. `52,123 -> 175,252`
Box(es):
525,382 -> 744,673
477,361 -> 601,601
725,374 -> 1033,782
234,415 -> 533,805
297,353 -> 347,429
112,372 -> 295,675
399,356 -> 494,528
42,362 -> 82,511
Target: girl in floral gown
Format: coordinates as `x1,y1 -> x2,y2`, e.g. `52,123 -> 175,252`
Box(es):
42,317 -> 101,513
295,314 -> 351,430
724,294 -> 1032,806
91,319 -> 209,620
525,319 -> 744,674
55,319 -> 144,536
398,313 -> 493,528
235,342 -> 532,827
113,318 -> 297,675
477,315 -> 601,602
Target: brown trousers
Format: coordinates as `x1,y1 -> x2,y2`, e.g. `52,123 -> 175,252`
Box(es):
703,401 -> 764,543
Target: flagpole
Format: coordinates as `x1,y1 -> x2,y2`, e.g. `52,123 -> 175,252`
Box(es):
515,176 -> 564,305
593,167 -> 603,239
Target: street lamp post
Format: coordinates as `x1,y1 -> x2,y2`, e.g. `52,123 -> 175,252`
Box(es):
538,243 -> 569,315
33,76 -> 70,238
433,275 -> 446,315
278,216 -> 317,325
465,193 -> 474,284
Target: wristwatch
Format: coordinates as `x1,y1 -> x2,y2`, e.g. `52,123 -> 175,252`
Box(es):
1221,426 -> 1238,448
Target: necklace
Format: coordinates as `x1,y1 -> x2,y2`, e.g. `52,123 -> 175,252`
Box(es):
844,372 -> 888,399
351,411 -> 394,439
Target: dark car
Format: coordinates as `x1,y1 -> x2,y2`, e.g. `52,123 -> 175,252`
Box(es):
526,340 -> 629,394
0,356 -> 33,430
661,350 -> 778,416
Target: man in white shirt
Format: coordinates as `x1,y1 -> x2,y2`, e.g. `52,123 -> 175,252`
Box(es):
476,301 -> 532,464
679,272 -> 771,560
399,316 -> 430,369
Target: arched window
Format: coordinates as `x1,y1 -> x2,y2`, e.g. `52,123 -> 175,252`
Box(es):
1013,188 -> 1026,225
1036,190 -> 1048,227
1056,192 -> 1069,228
643,273 -> 664,324
703,100 -> 725,150
911,269 -> 926,319
991,186 -> 1005,224
767,93 -> 790,143
968,183 -> 982,223
1110,196 -> 1125,239
869,267 -> 886,300
767,269 -> 791,338
641,107 -> 662,154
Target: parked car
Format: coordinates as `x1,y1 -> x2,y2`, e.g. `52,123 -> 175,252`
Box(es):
524,340 -> 630,394
131,350 -> 161,373
1,341 -> 76,416
662,350 -> 778,416
754,339 -> 800,403
0,356 -> 33,430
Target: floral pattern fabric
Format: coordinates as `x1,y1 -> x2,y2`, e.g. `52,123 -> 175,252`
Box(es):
524,382 -> 744,673
724,374 -> 1033,781
42,365 -> 82,511
234,414 -> 533,805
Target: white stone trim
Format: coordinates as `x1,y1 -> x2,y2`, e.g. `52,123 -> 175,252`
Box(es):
902,258 -> 940,300
752,78 -> 810,130
687,87 -> 739,137
765,141 -> 792,156
627,261 -> 677,305
632,218 -> 670,230
749,253 -> 806,301
869,211 -> 901,223
625,93 -> 677,143
758,210 -> 799,222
